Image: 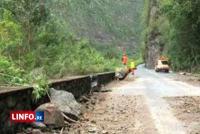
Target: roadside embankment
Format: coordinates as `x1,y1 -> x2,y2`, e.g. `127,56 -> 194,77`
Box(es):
0,72 -> 115,134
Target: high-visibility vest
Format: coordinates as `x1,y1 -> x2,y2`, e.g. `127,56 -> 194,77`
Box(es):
130,61 -> 135,69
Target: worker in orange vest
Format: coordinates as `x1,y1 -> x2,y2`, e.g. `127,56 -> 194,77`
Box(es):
122,54 -> 128,65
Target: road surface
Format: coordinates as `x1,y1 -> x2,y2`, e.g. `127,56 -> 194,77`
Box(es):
70,65 -> 200,134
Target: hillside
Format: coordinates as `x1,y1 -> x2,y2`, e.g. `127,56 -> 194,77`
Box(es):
56,0 -> 144,57
0,0 -> 144,85
143,0 -> 200,72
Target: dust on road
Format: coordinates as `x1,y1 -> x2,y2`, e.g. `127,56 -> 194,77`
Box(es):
69,90 -> 157,134
165,96 -> 200,134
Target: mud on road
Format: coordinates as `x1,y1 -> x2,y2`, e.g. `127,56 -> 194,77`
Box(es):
69,83 -> 157,134
69,66 -> 200,134
165,96 -> 200,134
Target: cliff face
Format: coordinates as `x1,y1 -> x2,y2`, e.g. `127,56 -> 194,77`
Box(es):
144,0 -> 161,69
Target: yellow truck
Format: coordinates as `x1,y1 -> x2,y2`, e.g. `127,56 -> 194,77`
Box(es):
155,56 -> 170,73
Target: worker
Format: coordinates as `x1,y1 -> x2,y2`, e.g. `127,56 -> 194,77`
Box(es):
129,61 -> 136,75
122,54 -> 128,65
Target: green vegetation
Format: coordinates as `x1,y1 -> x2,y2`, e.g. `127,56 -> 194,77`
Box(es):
3,0 -> 200,98
161,0 -> 200,72
0,0 -> 144,87
142,0 -> 200,73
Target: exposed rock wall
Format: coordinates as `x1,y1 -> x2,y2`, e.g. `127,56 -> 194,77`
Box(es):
144,0 -> 161,69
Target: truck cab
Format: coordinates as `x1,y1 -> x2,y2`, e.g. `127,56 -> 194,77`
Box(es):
155,57 -> 170,73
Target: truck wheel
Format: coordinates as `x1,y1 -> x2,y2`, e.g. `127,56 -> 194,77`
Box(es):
165,70 -> 169,73
155,69 -> 159,72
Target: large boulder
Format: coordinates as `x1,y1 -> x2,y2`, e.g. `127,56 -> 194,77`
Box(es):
49,88 -> 82,120
35,103 -> 64,127
115,67 -> 129,80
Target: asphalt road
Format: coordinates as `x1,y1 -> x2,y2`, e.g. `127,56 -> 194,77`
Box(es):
112,65 -> 200,134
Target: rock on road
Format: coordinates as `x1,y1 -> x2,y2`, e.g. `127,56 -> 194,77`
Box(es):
70,65 -> 200,134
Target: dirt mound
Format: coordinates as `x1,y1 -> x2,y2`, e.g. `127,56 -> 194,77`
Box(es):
165,96 -> 200,134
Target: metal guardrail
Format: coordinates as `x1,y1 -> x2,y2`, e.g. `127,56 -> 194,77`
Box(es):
0,72 -> 115,95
